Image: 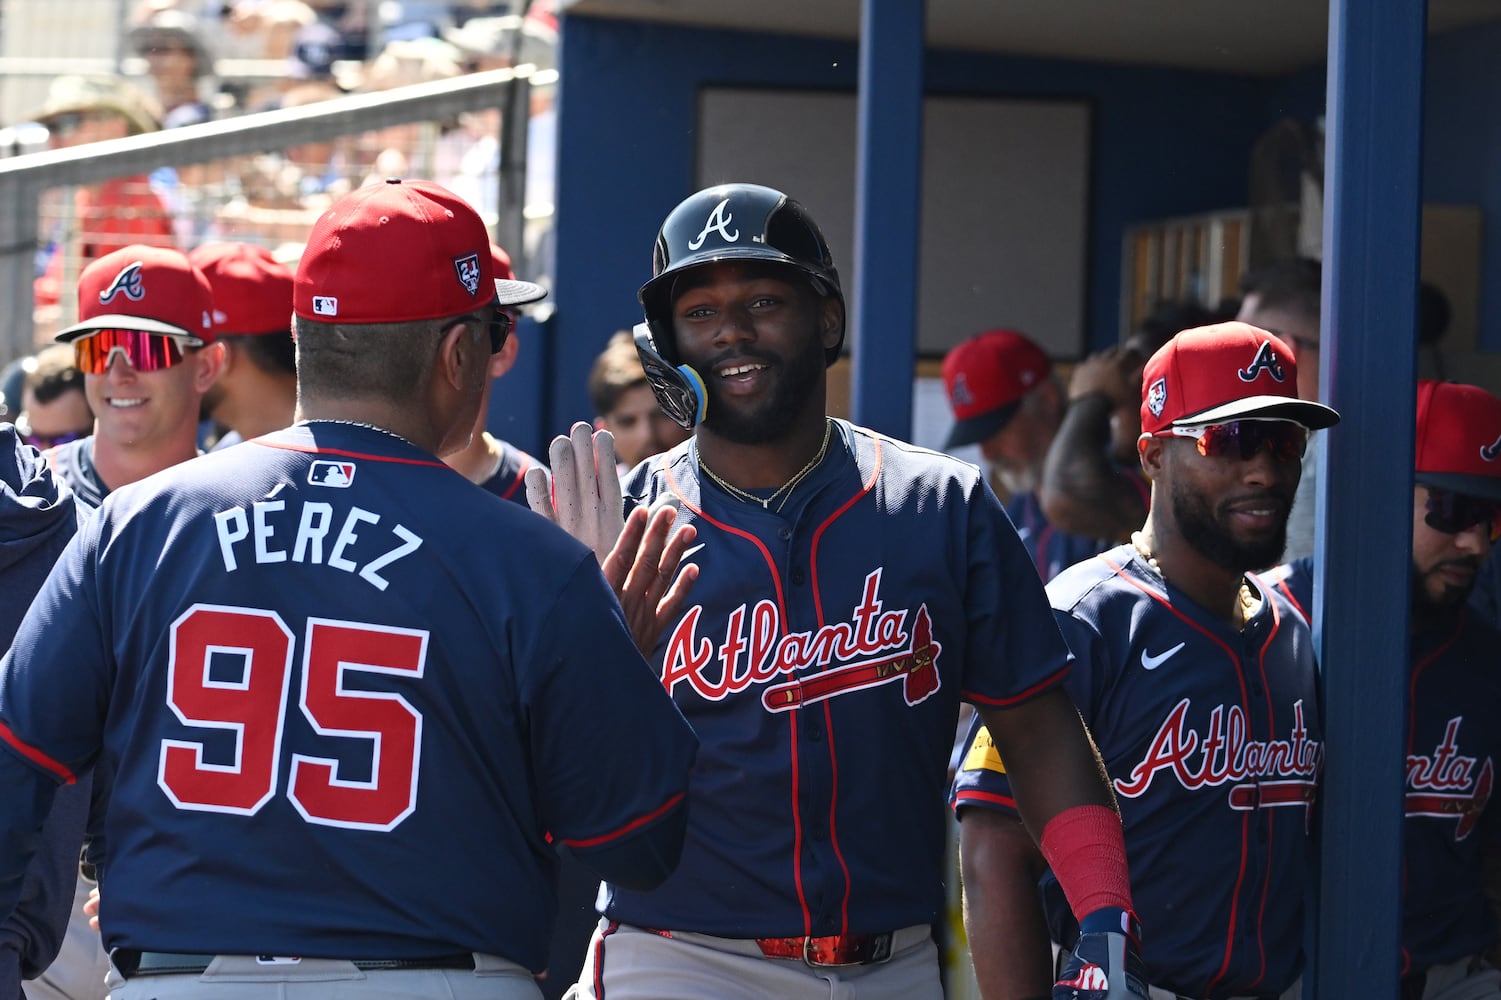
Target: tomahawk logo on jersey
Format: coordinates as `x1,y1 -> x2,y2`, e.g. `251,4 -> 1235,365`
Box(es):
603,420 -> 1074,940
951,544 -> 1321,998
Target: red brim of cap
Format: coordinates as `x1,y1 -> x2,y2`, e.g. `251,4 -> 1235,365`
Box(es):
1173,395 -> 1340,431
53,313 -> 204,346
495,278 -> 547,307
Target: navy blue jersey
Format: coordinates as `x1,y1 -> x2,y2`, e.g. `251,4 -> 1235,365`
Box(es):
952,545 -> 1321,998
605,419 -> 1073,938
0,422 -> 697,972
44,437 -> 108,507
1004,489 -> 1109,583
1271,559 -> 1501,973
480,439 -> 546,506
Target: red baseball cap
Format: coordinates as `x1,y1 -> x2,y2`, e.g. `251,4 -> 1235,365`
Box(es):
55,245 -> 215,345
293,178 -> 545,324
1415,379 -> 1501,501
1140,322 -> 1339,435
942,329 -> 1052,448
189,242 -> 295,336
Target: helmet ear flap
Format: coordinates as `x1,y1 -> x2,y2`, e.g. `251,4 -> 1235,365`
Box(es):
633,323 -> 707,430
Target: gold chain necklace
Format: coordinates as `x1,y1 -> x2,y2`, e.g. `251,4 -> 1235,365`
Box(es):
699,419 -> 833,513
1130,531 -> 1259,629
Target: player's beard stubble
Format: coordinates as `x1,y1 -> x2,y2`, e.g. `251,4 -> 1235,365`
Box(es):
1171,475 -> 1293,574
699,330 -> 827,446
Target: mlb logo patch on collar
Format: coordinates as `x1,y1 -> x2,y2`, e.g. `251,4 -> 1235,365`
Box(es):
308,460 -> 355,488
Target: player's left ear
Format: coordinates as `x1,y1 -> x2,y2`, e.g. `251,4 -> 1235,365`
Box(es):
1138,433 -> 1165,480
817,296 -> 844,353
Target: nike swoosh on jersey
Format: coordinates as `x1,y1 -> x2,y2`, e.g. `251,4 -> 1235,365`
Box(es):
1140,642 -> 1186,670
682,543 -> 705,560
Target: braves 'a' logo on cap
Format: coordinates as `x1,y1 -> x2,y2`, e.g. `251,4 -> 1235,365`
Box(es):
1146,377 -> 1168,417
1481,432 -> 1501,462
99,261 -> 146,303
687,198 -> 739,250
307,460 -> 355,488
453,252 -> 481,297
950,372 -> 974,408
1237,340 -> 1287,383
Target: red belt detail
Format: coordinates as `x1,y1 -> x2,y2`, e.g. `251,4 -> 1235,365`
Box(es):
754,932 -> 894,966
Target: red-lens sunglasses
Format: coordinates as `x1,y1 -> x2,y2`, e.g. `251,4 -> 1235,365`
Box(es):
1160,420 -> 1309,463
73,329 -> 188,375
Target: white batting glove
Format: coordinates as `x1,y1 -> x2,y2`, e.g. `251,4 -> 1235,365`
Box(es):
526,422 -> 625,565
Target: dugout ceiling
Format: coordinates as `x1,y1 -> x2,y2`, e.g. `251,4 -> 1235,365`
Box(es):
557,0 -> 1501,76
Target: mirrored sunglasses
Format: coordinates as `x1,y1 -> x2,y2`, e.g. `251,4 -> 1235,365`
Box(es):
1161,420 -> 1309,463
1423,486 -> 1501,541
73,329 -> 188,375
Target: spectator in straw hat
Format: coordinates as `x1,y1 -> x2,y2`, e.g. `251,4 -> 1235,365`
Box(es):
29,77 -> 176,312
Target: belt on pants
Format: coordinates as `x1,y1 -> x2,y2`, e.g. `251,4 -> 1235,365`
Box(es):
111,949 -> 476,979
753,931 -> 895,967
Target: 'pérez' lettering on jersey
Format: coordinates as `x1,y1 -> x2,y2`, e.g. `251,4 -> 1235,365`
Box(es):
659,568 -> 943,711
212,498 -> 423,592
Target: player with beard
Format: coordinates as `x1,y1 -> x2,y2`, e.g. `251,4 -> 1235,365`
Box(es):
1267,379 -> 1501,999
952,322 -> 1339,1000
531,184 -> 1143,1000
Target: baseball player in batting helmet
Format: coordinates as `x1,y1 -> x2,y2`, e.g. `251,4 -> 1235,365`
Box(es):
1267,379 -> 1501,999
954,322 -> 1340,999
0,178 -> 699,1000
532,183 -> 1142,1000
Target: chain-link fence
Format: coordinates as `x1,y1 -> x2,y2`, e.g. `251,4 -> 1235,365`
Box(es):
0,65 -> 553,368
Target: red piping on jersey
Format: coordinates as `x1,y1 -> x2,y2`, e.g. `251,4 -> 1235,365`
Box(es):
498,452 -> 529,500
804,433 -> 880,934
668,471 -> 789,621
1247,582 -> 1285,992
824,699 -> 852,933
561,791 -> 685,849
1274,579 -> 1309,624
1099,554 -> 1253,996
255,439 -> 449,468
0,721 -> 76,784
962,664 -> 1069,708
1398,614 -> 1464,977
952,788 -> 1018,813
591,920 -> 619,999
670,456 -> 803,927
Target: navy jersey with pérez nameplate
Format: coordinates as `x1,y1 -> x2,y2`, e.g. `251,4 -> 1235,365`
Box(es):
604,419 -> 1073,938
951,545 -> 1321,998
0,422 -> 697,972
1272,558 -> 1501,974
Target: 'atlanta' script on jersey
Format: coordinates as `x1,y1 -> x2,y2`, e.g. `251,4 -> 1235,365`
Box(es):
660,568 -> 943,711
1115,697 -> 1321,811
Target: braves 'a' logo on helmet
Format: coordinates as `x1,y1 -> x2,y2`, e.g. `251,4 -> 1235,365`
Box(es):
1481,432 -> 1501,462
453,252 -> 481,297
1146,377 -> 1168,418
1237,341 -> 1287,383
687,198 -> 739,250
99,261 -> 147,303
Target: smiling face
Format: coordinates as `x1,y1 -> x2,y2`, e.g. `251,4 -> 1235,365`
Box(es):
669,260 -> 840,445
1156,432 -> 1302,573
83,340 -> 217,453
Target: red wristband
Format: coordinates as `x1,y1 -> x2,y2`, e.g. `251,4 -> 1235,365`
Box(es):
1038,804 -> 1133,920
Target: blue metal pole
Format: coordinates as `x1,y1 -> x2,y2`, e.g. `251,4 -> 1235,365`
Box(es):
849,0 -> 925,439
1313,0 -> 1426,996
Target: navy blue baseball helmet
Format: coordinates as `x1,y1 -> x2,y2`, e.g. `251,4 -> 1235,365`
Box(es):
634,184 -> 844,428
